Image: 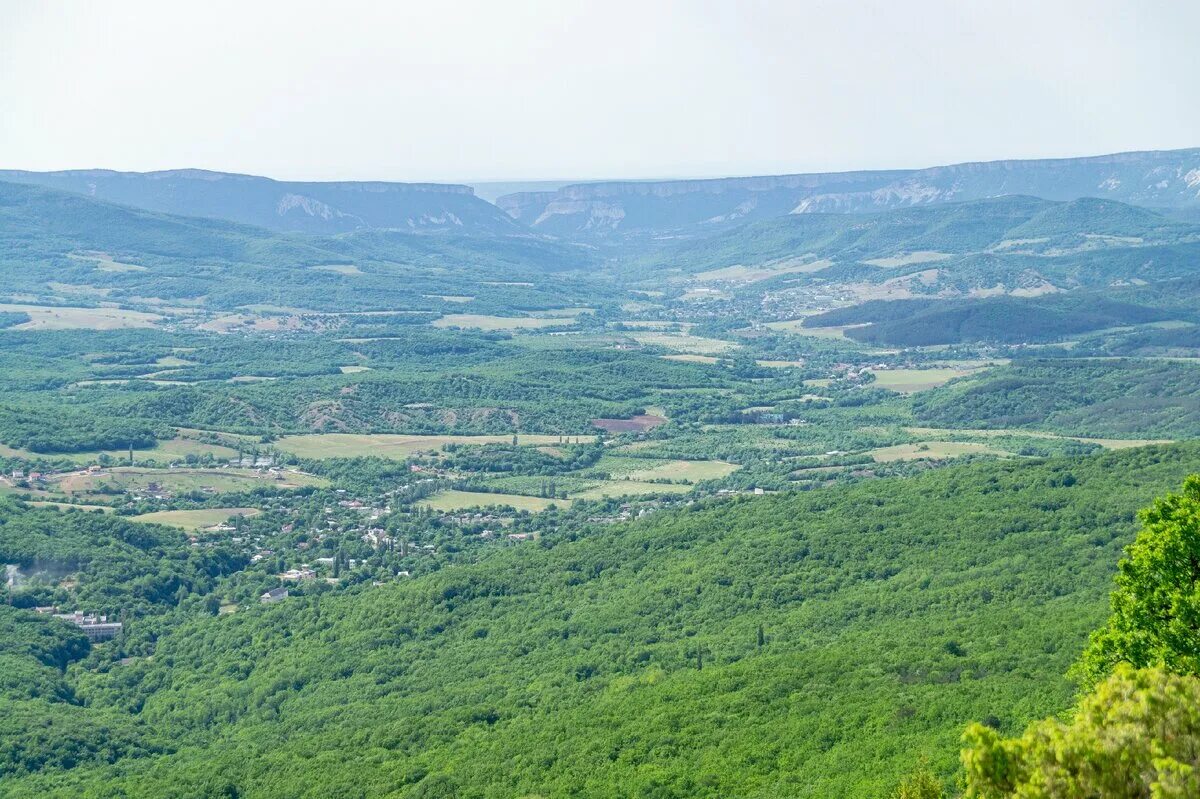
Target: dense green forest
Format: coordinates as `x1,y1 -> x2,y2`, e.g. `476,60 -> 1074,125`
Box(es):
4,444 -> 1199,796
911,359 -> 1200,438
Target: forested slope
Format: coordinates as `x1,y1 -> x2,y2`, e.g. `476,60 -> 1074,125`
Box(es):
804,295 -> 1177,346
7,444 -> 1200,797
911,359 -> 1200,438
0,181 -> 598,312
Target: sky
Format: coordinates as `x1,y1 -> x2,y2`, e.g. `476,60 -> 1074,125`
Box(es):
1,0 -> 1197,183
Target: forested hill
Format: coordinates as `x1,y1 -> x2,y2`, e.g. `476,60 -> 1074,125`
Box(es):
0,180 -> 598,311
496,147 -> 1200,239
7,443 -> 1200,797
803,294 -> 1180,346
0,168 -> 521,235
654,195 -> 1200,272
0,180 -> 338,264
633,194 -> 1200,298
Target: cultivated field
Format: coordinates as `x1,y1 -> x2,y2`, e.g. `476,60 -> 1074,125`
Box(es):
68,252 -> 148,272
868,442 -> 1008,462
275,433 -> 594,460
570,481 -> 694,500
597,456 -> 738,482
55,467 -> 327,497
591,414 -> 668,433
901,427 -> 1173,450
660,354 -> 720,364
868,367 -> 985,393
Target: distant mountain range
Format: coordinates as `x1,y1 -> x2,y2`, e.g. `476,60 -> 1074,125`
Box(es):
0,169 -> 520,235
5,148 -> 1199,249
496,148 -> 1200,239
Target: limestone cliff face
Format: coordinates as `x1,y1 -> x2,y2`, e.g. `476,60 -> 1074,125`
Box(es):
0,169 -> 512,235
495,149 -> 1200,239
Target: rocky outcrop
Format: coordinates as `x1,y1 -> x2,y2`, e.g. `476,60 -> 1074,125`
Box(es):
496,149 -> 1200,239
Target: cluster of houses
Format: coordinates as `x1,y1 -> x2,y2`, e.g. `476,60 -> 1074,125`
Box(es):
7,468 -> 48,488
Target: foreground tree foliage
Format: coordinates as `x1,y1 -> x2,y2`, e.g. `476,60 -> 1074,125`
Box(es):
962,665 -> 1200,798
1074,475 -> 1200,689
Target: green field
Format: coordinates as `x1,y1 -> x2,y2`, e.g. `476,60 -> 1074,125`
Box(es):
275,433 -> 594,460
570,480 -> 694,500
55,467 -> 327,497
132,507 -> 262,530
597,457 -> 739,483
480,472 -> 706,501
868,441 -> 1009,462
869,367 -> 985,393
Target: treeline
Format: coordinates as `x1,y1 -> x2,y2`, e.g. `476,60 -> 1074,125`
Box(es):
0,405 -> 160,453
805,295 -> 1175,346
0,311 -> 30,329
442,441 -> 604,475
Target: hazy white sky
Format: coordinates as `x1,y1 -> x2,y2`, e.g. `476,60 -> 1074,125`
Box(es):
2,0 -> 1197,183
